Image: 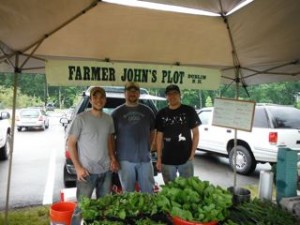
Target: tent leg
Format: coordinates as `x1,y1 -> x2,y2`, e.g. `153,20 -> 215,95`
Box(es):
4,68 -> 19,225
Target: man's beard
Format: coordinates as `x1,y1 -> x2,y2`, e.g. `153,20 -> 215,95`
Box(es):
128,96 -> 139,104
92,106 -> 103,111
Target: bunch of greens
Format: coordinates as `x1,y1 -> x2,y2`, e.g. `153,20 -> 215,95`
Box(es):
84,218 -> 167,225
79,192 -> 170,224
225,198 -> 300,225
158,176 -> 232,223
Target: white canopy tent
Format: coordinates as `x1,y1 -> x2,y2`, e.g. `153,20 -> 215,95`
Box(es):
1,0 -> 300,223
0,0 -> 299,86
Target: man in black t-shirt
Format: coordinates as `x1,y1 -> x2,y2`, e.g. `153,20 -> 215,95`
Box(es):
155,84 -> 201,184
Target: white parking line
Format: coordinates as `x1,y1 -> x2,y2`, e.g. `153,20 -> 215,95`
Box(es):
42,147 -> 56,205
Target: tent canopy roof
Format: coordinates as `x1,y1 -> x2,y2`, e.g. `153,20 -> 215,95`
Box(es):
0,0 -> 300,86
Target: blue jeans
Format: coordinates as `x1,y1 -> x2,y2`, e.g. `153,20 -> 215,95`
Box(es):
118,161 -> 155,193
71,171 -> 112,225
161,160 -> 194,184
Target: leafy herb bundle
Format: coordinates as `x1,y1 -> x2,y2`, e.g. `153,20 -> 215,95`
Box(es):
225,198 -> 300,225
158,176 -> 232,223
79,192 -> 171,224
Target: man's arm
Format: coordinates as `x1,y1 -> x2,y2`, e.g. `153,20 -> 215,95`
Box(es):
150,129 -> 156,152
108,133 -> 119,172
189,126 -> 199,160
155,131 -> 163,171
67,135 -> 89,181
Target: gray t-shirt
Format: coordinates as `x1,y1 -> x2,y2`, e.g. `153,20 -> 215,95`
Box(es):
68,110 -> 114,174
112,104 -> 155,163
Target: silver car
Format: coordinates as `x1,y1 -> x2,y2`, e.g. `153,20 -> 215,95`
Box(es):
16,108 -> 49,131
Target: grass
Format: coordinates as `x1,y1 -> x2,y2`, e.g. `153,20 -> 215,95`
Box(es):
0,205 -> 50,225
244,184 -> 277,201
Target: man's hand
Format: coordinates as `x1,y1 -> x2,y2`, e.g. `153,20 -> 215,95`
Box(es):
110,159 -> 120,172
189,153 -> 195,161
76,166 -> 89,182
156,159 -> 162,172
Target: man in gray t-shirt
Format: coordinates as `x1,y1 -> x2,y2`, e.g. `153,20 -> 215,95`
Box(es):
68,86 -> 118,225
112,82 -> 155,193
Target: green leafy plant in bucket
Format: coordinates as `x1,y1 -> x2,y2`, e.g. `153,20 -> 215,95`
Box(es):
158,176 -> 233,223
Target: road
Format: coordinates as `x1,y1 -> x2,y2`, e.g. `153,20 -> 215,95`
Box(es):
0,113 -> 272,209
0,113 -> 65,210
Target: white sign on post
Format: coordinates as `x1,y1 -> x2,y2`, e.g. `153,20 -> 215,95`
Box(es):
212,98 -> 256,132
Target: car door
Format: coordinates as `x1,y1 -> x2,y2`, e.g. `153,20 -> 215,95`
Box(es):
198,108 -> 234,154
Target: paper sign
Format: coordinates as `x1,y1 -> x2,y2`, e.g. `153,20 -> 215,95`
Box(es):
212,98 -> 256,131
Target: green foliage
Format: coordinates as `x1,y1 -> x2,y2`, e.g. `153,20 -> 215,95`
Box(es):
225,198 -> 300,224
0,86 -> 44,108
205,96 -> 213,107
0,73 -> 85,109
79,192 -> 169,224
219,81 -> 300,106
1,72 -> 300,109
0,206 -> 50,225
159,177 -> 233,223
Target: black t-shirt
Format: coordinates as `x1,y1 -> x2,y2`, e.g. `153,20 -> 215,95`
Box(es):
155,104 -> 201,165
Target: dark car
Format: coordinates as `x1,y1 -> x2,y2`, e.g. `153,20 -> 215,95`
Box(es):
46,103 -> 55,111
61,86 -> 164,187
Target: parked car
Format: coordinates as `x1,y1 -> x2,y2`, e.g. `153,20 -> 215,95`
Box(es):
197,104 -> 300,175
16,108 -> 49,131
61,86 -> 164,187
46,103 -> 55,111
0,111 -> 11,160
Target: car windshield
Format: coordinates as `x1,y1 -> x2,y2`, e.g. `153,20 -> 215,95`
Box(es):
268,106 -> 300,129
20,110 -> 39,117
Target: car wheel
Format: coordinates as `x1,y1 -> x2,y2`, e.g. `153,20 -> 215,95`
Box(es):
0,134 -> 10,161
229,145 -> 256,175
17,127 -> 22,132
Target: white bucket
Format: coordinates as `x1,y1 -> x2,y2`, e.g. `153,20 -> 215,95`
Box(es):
258,170 -> 274,200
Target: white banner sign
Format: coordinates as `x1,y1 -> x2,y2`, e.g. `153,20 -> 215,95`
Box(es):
46,60 -> 221,89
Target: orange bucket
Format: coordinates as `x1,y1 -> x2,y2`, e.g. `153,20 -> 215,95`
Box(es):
50,201 -> 76,225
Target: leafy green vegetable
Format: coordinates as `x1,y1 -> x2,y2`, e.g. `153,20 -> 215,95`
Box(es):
79,192 -> 170,224
79,177 -> 233,224
226,198 -> 300,225
158,176 -> 232,223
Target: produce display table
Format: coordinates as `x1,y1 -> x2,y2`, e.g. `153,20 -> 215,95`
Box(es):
79,177 -> 300,225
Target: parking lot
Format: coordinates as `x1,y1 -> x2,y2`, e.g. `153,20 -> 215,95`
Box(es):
0,112 -> 271,210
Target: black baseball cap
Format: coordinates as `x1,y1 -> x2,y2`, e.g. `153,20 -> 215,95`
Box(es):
165,84 -> 181,94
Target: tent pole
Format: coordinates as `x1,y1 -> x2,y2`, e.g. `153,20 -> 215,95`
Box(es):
220,1 -> 244,188
4,58 -> 19,225
233,76 -> 240,189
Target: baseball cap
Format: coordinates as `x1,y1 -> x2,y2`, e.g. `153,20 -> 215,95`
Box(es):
89,86 -> 106,98
125,82 -> 140,91
165,84 -> 181,94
